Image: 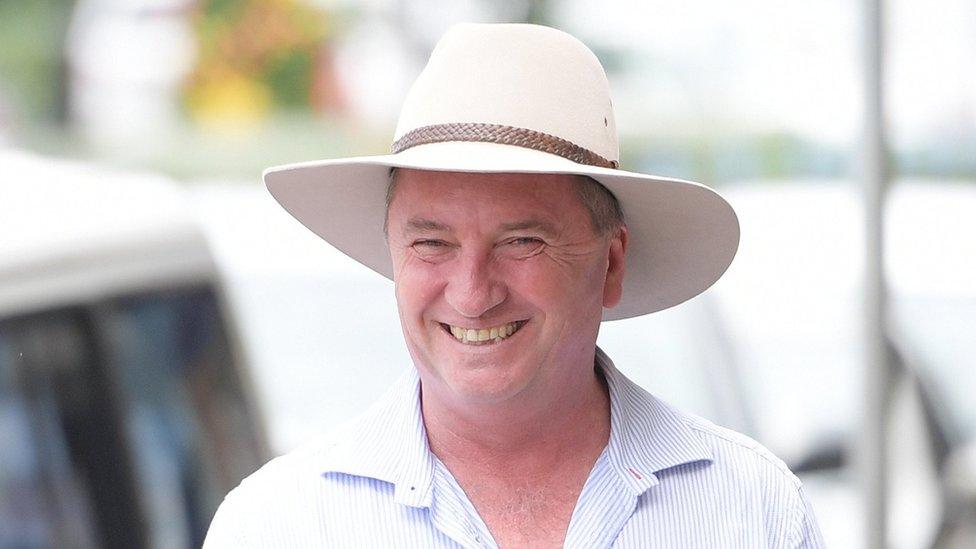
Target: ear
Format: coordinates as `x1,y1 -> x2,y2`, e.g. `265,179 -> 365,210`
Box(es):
602,225 -> 628,308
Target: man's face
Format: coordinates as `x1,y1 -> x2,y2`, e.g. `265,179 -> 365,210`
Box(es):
386,169 -> 627,406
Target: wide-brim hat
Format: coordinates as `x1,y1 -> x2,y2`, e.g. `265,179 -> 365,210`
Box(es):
264,23 -> 739,321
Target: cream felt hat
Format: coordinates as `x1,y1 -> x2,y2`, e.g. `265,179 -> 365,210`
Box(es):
264,23 -> 739,321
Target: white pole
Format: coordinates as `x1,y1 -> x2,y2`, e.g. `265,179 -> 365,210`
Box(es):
861,0 -> 891,547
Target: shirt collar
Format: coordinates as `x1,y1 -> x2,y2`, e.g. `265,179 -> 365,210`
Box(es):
313,367 -> 435,508
313,347 -> 713,505
597,347 -> 714,495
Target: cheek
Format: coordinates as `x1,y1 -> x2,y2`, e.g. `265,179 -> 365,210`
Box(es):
394,262 -> 445,320
504,260 -> 602,312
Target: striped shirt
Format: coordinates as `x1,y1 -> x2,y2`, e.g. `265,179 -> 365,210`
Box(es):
204,348 -> 824,548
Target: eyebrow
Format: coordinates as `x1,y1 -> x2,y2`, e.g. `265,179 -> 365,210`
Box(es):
499,220 -> 559,236
403,217 -> 452,235
401,218 -> 559,237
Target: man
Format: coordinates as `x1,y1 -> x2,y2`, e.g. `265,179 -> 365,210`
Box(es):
205,23 -> 824,548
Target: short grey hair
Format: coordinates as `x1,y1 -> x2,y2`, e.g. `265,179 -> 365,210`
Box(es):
384,168 -> 624,236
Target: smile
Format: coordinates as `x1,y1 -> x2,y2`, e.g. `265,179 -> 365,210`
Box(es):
441,321 -> 527,345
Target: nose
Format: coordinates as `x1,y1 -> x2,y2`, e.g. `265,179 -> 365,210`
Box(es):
444,248 -> 507,318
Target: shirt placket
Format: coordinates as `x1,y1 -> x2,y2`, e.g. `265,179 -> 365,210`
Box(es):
428,458 -> 497,549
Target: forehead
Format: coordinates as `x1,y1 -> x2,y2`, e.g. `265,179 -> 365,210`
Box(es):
389,169 -> 585,226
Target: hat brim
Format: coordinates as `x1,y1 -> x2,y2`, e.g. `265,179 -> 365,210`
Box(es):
264,142 -> 739,321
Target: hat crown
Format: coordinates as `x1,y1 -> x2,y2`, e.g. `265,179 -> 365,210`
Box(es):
394,23 -> 619,163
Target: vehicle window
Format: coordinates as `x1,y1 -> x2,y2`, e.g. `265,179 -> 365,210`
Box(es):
0,309 -> 128,548
0,285 -> 265,548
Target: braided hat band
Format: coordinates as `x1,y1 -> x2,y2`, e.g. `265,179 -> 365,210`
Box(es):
391,122 -> 619,170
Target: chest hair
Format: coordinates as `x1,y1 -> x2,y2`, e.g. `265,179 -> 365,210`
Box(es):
461,472 -> 585,547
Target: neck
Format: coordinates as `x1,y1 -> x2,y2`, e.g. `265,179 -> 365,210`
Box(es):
420,361 -> 611,479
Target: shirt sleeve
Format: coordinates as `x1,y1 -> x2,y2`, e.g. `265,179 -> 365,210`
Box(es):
203,488 -> 250,548
790,485 -> 827,548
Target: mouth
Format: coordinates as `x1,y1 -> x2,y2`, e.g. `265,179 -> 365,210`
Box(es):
439,320 -> 528,346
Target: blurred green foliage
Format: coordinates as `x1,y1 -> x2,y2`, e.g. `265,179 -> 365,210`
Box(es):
622,132 -> 849,185
0,0 -> 74,124
184,0 -> 330,123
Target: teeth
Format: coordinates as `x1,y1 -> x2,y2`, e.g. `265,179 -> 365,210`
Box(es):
448,322 -> 521,344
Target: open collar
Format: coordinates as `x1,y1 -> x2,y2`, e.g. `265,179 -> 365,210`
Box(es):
598,347 -> 714,496
313,367 -> 435,508
313,347 -> 713,505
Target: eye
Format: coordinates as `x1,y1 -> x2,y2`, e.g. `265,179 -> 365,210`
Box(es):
499,236 -> 545,259
413,239 -> 446,248
410,239 -> 454,261
507,236 -> 544,247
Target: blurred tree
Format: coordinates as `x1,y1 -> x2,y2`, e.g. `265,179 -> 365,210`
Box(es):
0,0 -> 75,125
184,0 -> 333,128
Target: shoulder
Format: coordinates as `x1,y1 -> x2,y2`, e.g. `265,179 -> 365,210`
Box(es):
681,410 -> 801,489
202,423 -> 371,548
659,402 -> 805,510
216,409 -> 378,503
605,356 -> 804,501
231,437 -> 337,496
660,406 -> 825,546
660,400 -> 823,548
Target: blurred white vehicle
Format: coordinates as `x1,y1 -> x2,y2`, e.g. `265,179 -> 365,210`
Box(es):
0,150 -> 267,548
717,182 -> 976,549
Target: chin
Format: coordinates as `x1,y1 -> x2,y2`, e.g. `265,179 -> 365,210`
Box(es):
438,356 -> 537,404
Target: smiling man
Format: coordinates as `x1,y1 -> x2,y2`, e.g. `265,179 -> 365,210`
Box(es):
384,170 -> 623,548
205,23 -> 824,548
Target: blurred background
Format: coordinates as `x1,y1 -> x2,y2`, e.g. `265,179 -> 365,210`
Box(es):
0,0 -> 973,547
